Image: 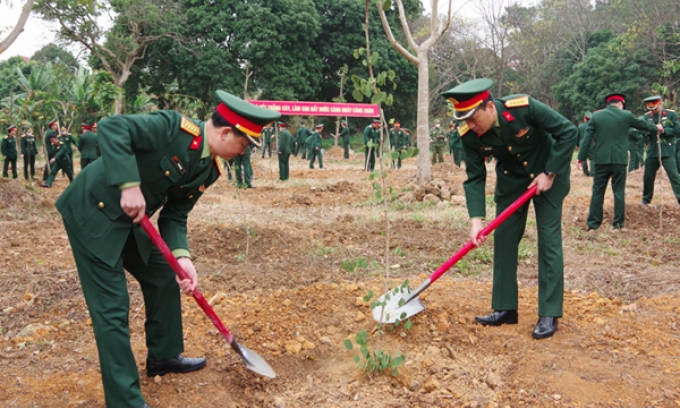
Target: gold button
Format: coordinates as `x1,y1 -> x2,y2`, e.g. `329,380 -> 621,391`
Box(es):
530,173 -> 535,178
98,202 -> 105,209
504,170 -> 508,174
508,146 -> 512,151
523,161 -> 528,166
164,170 -> 171,176
516,154 -> 520,158
199,185 -> 206,192
188,195 -> 194,199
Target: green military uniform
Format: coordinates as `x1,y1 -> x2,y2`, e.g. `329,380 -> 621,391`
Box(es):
78,125 -> 100,170
577,111 -> 595,176
430,120 -> 446,164
20,129 -> 38,180
389,125 -> 405,168
443,79 -> 577,321
308,126 -> 323,169
448,125 -> 464,167
42,136 -> 74,187
340,122 -> 350,159
296,124 -> 311,159
628,126 -> 643,172
55,92 -> 279,408
2,126 -> 19,178
43,124 -> 59,181
363,121 -> 380,171
261,126 -> 274,158
59,129 -> 77,179
233,144 -> 254,188
277,124 -> 292,180
641,98 -> 680,204
578,95 -> 658,230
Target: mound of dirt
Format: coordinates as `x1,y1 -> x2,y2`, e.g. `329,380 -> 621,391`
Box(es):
0,179 -> 43,208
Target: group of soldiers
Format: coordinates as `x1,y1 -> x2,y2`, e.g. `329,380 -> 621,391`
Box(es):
1,119 -> 100,185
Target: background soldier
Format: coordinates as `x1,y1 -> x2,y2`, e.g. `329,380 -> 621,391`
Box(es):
233,143 -> 254,188
277,122 -> 292,180
2,125 -> 19,178
389,121 -> 405,169
43,119 -> 59,181
430,119 -> 446,164
59,127 -> 77,179
628,122 -> 644,172
577,93 -> 658,231
577,111 -> 595,176
442,78 -> 577,340
309,124 -> 324,169
296,122 -> 311,159
340,120 -> 350,159
261,124 -> 274,158
20,127 -> 38,181
448,122 -> 464,168
363,119 -> 380,171
641,95 -> 680,205
78,123 -> 100,170
40,132 -> 73,187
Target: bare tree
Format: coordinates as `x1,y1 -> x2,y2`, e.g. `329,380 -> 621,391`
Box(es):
0,0 -> 35,54
377,0 -> 453,186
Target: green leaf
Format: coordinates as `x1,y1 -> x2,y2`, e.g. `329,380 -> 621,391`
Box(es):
342,259 -> 356,272
392,368 -> 399,376
390,151 -> 400,159
370,52 -> 379,66
353,354 -> 361,364
404,320 -> 413,330
398,298 -> 406,307
363,290 -> 374,302
352,89 -> 364,102
344,339 -> 354,351
372,92 -> 387,105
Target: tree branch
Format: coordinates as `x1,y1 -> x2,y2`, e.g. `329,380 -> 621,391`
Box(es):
0,0 -> 36,53
377,1 -> 419,65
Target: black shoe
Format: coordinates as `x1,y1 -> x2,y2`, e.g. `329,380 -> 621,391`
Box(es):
146,355 -> 206,377
40,183 -> 51,188
641,201 -> 649,205
247,185 -> 256,189
532,316 -> 558,339
475,310 -> 518,326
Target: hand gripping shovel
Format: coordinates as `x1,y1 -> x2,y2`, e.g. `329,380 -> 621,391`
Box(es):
373,185 -> 538,324
141,215 -> 276,378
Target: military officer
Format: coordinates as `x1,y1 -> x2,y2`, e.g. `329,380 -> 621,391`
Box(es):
442,78 -> 577,339
2,125 -> 19,178
296,122 -> 311,159
78,123 -> 100,170
389,121 -> 405,168
42,119 -> 59,181
309,124 -> 324,169
640,95 -> 680,205
430,119 -> 446,164
577,111 -> 595,176
577,93 -> 658,231
232,140 -> 255,188
59,127 -> 77,179
363,119 -> 380,171
448,122 -> 464,167
261,124 -> 274,158
20,127 -> 39,181
55,91 -> 280,408
40,132 -> 74,187
628,124 -> 643,172
340,120 -> 350,159
277,122 -> 292,180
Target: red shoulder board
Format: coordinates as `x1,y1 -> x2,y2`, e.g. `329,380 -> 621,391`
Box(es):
189,136 -> 202,151
502,111 -> 515,122
663,111 -> 667,116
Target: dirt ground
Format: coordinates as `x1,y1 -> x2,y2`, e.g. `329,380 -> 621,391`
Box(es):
2,147 -> 680,408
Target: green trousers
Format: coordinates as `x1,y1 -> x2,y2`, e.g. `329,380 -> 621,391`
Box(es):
44,157 -> 74,185
431,145 -> 445,164
452,146 -> 464,167
587,164 -> 627,229
278,153 -> 290,180
343,141 -> 350,159
81,157 -> 97,170
492,196 -> 564,317
309,148 -> 323,169
642,156 -> 680,204
628,143 -> 641,172
65,225 -> 184,408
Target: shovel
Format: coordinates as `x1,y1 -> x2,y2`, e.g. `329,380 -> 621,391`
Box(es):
140,215 -> 276,378
373,185 -> 538,324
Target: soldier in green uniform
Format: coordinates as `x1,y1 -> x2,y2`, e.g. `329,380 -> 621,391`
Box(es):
40,132 -> 74,187
442,78 -> 577,339
277,122 -> 292,180
2,125 -> 19,178
308,124 -> 324,169
430,119 -> 446,164
260,124 -> 274,158
363,119 -> 380,171
59,127 -> 77,179
628,125 -> 643,172
78,123 -> 100,170
641,95 -> 680,205
20,127 -> 38,181
448,122 -> 464,167
42,120 -> 59,181
389,121 -> 405,168
233,142 -> 254,188
340,120 -> 350,159
577,111 -> 595,176
55,91 -> 279,408
297,122 -> 311,160
577,93 -> 658,231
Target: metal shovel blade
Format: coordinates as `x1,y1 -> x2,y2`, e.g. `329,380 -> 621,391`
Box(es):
371,286 -> 426,324
231,341 -> 276,378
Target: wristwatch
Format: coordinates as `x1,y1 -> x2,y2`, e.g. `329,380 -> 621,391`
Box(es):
544,171 -> 556,180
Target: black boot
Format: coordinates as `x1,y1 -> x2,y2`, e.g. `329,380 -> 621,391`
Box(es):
475,310 -> 518,326
532,316 -> 558,339
146,355 -> 206,377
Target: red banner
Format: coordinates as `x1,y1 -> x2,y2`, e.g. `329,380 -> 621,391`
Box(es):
248,100 -> 380,117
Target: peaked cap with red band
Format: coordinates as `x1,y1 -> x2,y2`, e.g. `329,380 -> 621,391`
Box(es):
214,90 -> 281,148
644,95 -> 663,111
81,123 -> 93,131
441,78 -> 494,121
604,92 -> 626,108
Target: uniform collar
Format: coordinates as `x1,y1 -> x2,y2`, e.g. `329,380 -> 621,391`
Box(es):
201,123 -> 210,159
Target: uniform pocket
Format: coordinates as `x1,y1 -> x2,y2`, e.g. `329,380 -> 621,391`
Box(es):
146,156 -> 182,194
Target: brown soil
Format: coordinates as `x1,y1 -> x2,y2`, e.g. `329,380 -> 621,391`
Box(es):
2,149 -> 680,408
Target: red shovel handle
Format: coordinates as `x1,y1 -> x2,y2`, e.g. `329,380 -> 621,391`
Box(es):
429,185 -> 538,283
140,215 -> 234,344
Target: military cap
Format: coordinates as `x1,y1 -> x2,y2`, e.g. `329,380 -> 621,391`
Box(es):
604,92 -> 626,107
276,121 -> 286,128
315,124 -> 324,129
48,119 -> 58,127
214,90 -> 281,147
7,124 -> 16,133
441,78 -> 494,121
644,95 -> 663,111
434,119 -> 441,124
81,123 -> 93,130
584,111 -> 593,121
341,120 -> 347,126
372,119 -> 380,125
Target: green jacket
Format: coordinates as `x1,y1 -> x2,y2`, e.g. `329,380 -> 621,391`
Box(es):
340,126 -> 350,145
462,95 -> 578,218
78,131 -> 100,160
44,129 -> 57,155
55,110 -> 221,268
643,109 -> 680,159
278,129 -> 293,155
430,126 -> 446,147
448,129 -> 461,148
59,134 -> 77,155
578,106 -> 657,165
296,126 -> 311,145
20,134 -> 38,156
262,127 -> 274,143
1,136 -> 18,160
363,125 -> 380,146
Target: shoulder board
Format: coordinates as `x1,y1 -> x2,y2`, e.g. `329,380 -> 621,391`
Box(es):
180,117 -> 201,137
458,122 -> 471,136
213,156 -> 224,177
666,109 -> 676,112
504,96 -> 529,108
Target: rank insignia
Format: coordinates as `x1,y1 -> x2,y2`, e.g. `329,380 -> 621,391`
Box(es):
213,156 -> 224,177
189,136 -> 202,151
180,117 -> 201,137
171,156 -> 187,174
504,96 -> 529,108
458,122 -> 470,136
502,111 -> 515,122
480,146 -> 493,152
516,127 -> 530,138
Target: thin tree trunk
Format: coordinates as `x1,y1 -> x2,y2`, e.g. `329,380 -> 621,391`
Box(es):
415,51 -> 431,185
0,0 -> 35,54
